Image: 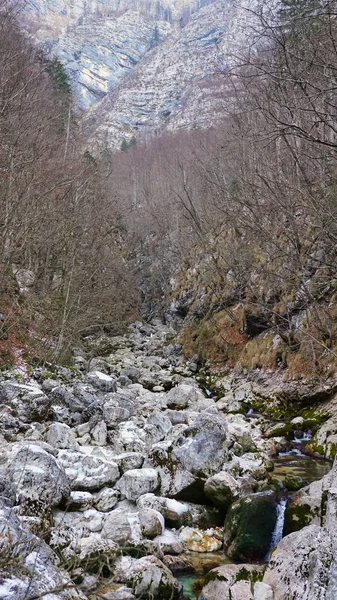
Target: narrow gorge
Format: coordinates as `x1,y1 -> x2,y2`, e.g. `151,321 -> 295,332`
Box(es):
2,0 -> 337,598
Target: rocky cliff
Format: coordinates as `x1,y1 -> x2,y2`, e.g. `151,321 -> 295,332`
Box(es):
22,0 -> 257,147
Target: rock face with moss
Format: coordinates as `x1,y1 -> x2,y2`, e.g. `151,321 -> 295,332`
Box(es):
199,563 -> 264,600
224,493 -> 278,562
261,461 -> 337,599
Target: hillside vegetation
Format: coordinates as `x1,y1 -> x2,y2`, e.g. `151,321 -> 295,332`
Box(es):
2,0 -> 337,382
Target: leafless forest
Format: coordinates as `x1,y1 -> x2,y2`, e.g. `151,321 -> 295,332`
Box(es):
2,0 -> 337,370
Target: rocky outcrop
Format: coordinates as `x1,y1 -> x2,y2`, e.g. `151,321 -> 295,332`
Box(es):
199,563 -> 264,600
21,0 -> 258,147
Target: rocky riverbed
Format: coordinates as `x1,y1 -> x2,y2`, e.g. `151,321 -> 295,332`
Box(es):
0,320 -> 337,600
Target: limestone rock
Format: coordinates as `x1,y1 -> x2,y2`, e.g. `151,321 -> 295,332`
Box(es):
204,471 -> 239,511
0,501 -> 85,600
5,443 -> 70,514
153,529 -> 184,554
116,468 -> 159,501
47,422 -> 79,449
93,487 -> 120,512
102,509 -> 140,545
57,449 -> 119,490
200,564 -> 263,600
86,371 -> 117,392
138,508 -> 164,538
263,525 -> 335,600
253,582 -> 274,600
114,555 -> 181,599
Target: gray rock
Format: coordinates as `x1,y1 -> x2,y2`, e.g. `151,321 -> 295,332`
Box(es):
102,510 -> 136,545
5,443 -> 70,514
0,501 -> 85,600
47,422 -> 79,450
86,371 -> 117,392
263,525 -> 334,600
93,488 -> 120,512
91,420 -> 108,445
0,382 -> 51,423
137,494 -> 191,527
253,582 -> 274,600
117,468 -> 159,501
77,534 -> 120,572
153,529 -> 184,555
204,471 -> 239,510
200,564 -> 263,600
139,508 -> 164,539
165,384 -> 195,409
114,555 -> 181,599
116,452 -> 145,473
67,491 -> 94,511
57,449 -> 119,490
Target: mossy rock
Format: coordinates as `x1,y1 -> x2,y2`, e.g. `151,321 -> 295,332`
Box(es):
284,474 -> 304,491
283,502 -> 316,536
224,492 -> 277,561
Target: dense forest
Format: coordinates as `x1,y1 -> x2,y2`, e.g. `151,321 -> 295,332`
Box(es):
2,0 -> 337,377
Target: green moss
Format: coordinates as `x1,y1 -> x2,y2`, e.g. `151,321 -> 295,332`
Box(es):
235,567 -> 263,584
224,493 -> 278,561
204,570 -> 228,584
284,474 -> 304,491
283,503 -> 315,536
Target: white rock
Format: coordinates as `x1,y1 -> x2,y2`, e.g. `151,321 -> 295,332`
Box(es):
57,450 -> 119,490
254,582 -> 274,600
117,468 -> 159,501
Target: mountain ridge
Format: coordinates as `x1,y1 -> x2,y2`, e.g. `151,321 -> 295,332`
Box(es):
21,0 -> 258,148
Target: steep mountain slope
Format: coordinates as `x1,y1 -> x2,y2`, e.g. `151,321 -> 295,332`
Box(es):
22,0 -> 257,147
83,0 -> 256,149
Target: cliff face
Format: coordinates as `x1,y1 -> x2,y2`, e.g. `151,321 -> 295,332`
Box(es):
22,0 -> 257,146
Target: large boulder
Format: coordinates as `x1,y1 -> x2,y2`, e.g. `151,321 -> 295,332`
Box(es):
204,472 -> 239,511
137,494 -> 191,527
116,468 -> 159,501
57,450 -> 119,490
102,509 -> 141,546
199,564 -> 263,600
4,443 -> 70,514
224,493 -> 278,562
263,525 -> 335,600
46,423 -> 79,450
138,508 -> 164,539
0,501 -> 85,600
147,413 -> 228,500
86,371 -> 117,392
114,555 -> 181,599
0,382 -> 51,423
103,393 -> 134,427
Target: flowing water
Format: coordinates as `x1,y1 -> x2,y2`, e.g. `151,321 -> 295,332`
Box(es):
265,498 -> 287,561
178,426 -> 332,599
273,450 -> 331,484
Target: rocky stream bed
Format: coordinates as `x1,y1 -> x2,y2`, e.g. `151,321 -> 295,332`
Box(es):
1,320 -> 337,600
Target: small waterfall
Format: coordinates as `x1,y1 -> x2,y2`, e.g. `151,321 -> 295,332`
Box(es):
293,429 -> 312,442
265,498 -> 287,561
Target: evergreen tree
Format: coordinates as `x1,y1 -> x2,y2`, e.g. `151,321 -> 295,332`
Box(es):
121,139 -> 128,152
150,24 -> 160,48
